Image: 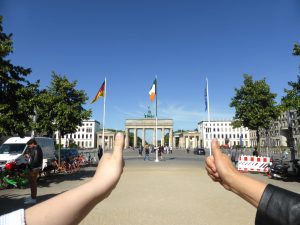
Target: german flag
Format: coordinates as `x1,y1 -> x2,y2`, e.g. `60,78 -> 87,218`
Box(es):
90,80 -> 105,104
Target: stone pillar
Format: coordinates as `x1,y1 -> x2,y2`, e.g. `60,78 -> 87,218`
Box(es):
185,136 -> 189,149
169,128 -> 173,147
161,128 -> 165,146
110,136 -> 113,149
142,128 -> 145,147
193,135 -> 197,148
125,128 -> 129,149
133,128 -> 137,148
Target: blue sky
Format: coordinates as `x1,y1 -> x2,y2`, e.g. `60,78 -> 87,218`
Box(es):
1,0 -> 300,131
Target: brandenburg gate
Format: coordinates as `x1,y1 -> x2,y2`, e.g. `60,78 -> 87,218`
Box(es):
125,119 -> 173,148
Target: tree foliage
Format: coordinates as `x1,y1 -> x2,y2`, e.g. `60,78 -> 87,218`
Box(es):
0,16 -> 39,137
34,72 -> 92,137
230,74 -> 280,148
281,75 -> 300,114
293,43 -> 300,56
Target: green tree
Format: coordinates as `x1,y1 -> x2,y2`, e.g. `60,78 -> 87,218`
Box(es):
281,76 -> 300,114
229,74 -> 280,153
281,76 -> 300,160
35,72 -> 91,162
164,132 -> 169,146
293,43 -> 300,56
0,16 -> 39,137
280,42 -> 300,160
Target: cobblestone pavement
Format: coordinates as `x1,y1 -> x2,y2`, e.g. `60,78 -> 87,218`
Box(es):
0,149 -> 299,225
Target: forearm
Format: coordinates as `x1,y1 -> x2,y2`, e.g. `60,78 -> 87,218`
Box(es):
255,184 -> 300,225
228,172 -> 267,208
25,180 -> 106,225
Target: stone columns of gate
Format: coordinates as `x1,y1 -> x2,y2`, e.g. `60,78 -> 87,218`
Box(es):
125,128 -> 129,149
161,128 -> 165,146
133,128 -> 137,148
169,128 -> 173,147
142,128 -> 145,147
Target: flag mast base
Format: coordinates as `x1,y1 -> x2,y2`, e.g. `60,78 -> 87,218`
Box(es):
155,148 -> 159,162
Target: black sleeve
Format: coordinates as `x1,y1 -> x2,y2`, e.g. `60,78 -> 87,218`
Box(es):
255,184 -> 300,225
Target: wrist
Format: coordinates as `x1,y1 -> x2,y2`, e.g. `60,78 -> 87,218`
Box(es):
224,170 -> 243,193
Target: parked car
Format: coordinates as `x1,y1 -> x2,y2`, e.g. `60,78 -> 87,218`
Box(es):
56,148 -> 79,161
193,148 -> 206,155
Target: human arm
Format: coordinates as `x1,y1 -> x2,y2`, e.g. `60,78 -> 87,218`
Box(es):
255,184 -> 300,225
24,132 -> 125,225
206,139 -> 300,225
205,139 -> 267,207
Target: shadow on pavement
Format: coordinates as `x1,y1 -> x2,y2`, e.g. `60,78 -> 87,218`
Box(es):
0,193 -> 57,215
0,167 -> 97,215
38,168 -> 96,188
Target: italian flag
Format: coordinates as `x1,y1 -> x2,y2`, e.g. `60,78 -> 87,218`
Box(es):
149,79 -> 156,102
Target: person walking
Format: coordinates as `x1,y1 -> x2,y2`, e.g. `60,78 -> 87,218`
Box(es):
138,145 -> 143,157
253,148 -> 258,157
97,145 -> 103,161
144,145 -> 150,161
230,147 -> 241,167
23,138 -> 43,205
159,145 -> 164,160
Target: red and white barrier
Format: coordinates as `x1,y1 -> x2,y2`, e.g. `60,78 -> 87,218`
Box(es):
237,155 -> 270,173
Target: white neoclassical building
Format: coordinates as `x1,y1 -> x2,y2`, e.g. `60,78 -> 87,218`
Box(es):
198,120 -> 251,148
54,120 -> 101,149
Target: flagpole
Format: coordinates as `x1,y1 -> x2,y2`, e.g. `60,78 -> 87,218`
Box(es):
206,77 -> 210,123
155,75 -> 159,162
102,77 -> 106,152
206,77 -> 211,156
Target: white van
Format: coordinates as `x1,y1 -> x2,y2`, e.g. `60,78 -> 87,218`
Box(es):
0,137 -> 55,170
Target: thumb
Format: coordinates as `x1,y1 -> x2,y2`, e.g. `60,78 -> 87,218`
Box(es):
113,132 -> 124,159
211,139 -> 222,159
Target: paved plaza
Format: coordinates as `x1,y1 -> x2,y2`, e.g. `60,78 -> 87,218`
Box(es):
1,149 -> 300,225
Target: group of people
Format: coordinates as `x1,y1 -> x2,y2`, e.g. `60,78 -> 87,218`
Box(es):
1,132 -> 299,225
137,145 -> 173,161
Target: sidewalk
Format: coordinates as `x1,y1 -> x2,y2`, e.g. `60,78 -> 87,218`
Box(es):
1,151 -> 298,225
80,159 -> 256,225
